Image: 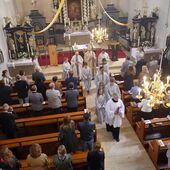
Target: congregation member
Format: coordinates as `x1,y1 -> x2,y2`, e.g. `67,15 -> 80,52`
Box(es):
130,79 -> 140,102
59,116 -> 77,153
52,76 -> 62,92
120,56 -> 133,78
0,80 -> 12,105
27,143 -> 49,170
105,75 -> 121,102
135,55 -> 147,77
95,66 -> 109,90
124,65 -> 136,91
78,112 -> 96,151
0,104 -> 17,139
87,141 -> 105,170
98,49 -> 110,65
1,70 -> 13,86
65,71 -> 78,89
19,70 -> 29,83
138,94 -> 152,120
105,93 -> 125,142
62,57 -> 71,79
14,74 -> 29,104
82,62 -> 92,94
95,88 -> 106,124
71,51 -> 83,80
46,82 -> 62,114
65,83 -> 79,112
0,146 -> 21,170
138,65 -> 150,84
32,68 -> 46,83
29,85 -> 44,115
84,48 -> 97,79
147,56 -> 159,77
53,145 -> 73,170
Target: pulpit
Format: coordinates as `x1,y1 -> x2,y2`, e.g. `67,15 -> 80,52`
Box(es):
48,45 -> 58,66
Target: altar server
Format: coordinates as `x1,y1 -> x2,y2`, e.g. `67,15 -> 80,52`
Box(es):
84,48 -> 97,79
62,57 -> 71,79
82,62 -> 92,94
105,75 -> 121,102
105,93 -> 125,142
95,88 -> 106,124
71,51 -> 83,80
98,49 -> 110,65
95,66 -> 109,90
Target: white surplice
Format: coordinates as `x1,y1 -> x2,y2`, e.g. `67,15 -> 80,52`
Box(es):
62,61 -> 71,79
82,66 -> 92,92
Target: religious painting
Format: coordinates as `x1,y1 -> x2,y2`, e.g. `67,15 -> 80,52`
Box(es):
68,0 -> 82,21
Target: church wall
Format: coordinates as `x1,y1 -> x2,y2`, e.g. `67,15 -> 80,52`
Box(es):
0,0 -> 16,79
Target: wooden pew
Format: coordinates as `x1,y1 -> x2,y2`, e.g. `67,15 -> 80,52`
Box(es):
135,117 -> 170,145
10,85 -> 83,103
15,111 -> 84,137
20,152 -> 88,170
148,138 -> 170,169
0,96 -> 86,118
127,105 -> 170,128
0,130 -> 97,160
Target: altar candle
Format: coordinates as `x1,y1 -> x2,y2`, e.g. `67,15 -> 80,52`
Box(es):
143,76 -> 146,84
137,37 -> 140,47
68,34 -> 71,41
138,88 -> 141,95
31,47 -> 34,56
13,45 -> 16,53
167,76 -> 170,84
154,74 -> 157,81
27,43 -> 30,53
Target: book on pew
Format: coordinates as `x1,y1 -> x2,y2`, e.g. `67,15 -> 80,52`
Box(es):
158,140 -> 165,147
23,103 -> 29,107
144,120 -> 151,124
167,115 -> 170,120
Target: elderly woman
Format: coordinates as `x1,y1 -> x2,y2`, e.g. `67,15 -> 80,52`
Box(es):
138,65 -> 150,84
53,145 -> 73,170
2,70 -> 13,86
27,143 -> 49,170
0,146 -> 21,170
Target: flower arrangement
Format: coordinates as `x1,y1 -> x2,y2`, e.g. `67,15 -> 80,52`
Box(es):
141,41 -> 152,48
17,52 -> 29,59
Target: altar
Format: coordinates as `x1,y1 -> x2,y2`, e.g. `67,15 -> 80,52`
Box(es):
7,59 -> 34,77
64,31 -> 92,46
131,47 -> 161,61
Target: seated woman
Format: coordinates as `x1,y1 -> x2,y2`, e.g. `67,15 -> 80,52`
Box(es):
27,143 -> 49,170
0,146 -> 21,170
130,79 -> 140,102
59,116 -> 77,153
87,141 -> 105,170
53,145 -> 73,170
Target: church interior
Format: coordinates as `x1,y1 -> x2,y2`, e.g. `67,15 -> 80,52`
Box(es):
0,0 -> 170,169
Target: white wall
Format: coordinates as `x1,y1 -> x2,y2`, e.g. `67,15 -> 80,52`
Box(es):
0,0 -> 16,79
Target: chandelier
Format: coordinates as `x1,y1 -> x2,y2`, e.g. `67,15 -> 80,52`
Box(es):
91,24 -> 108,44
137,51 -> 170,108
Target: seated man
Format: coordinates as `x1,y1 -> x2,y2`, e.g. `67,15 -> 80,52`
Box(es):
78,112 -> 96,151
65,71 -> 79,89
0,104 -> 17,139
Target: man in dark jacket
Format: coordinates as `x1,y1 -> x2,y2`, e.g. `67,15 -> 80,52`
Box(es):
135,57 -> 147,77
0,80 -> 12,106
65,71 -> 79,89
32,68 -> 46,83
14,75 -> 29,104
0,104 -> 17,139
78,112 -> 96,151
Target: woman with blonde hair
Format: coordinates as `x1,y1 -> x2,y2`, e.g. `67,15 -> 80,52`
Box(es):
53,145 -> 73,170
138,65 -> 150,84
27,143 -> 49,170
0,145 -> 21,170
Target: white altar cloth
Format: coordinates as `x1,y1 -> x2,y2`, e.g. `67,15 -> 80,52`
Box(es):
7,59 -> 33,67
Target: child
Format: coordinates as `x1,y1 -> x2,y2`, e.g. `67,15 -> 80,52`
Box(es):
62,57 -> 71,79
82,62 -> 92,94
95,88 -> 106,124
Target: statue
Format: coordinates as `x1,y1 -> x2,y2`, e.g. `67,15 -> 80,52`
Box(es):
146,23 -> 151,40
22,16 -> 32,27
16,14 -> 22,26
90,4 -> 97,20
3,17 -> 14,29
150,23 -> 156,45
152,7 -> 159,17
133,9 -> 141,19
133,24 -> 138,41
141,26 -> 146,40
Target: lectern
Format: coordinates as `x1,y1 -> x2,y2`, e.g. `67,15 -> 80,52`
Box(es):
48,45 -> 58,66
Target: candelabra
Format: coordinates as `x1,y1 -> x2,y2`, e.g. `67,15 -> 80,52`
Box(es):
91,24 -> 108,44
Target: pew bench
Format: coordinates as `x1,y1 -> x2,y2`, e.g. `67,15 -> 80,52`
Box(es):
20,151 -> 88,170
0,96 -> 86,118
148,138 -> 170,169
135,117 -> 170,145
0,130 -> 97,160
14,111 -> 84,137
